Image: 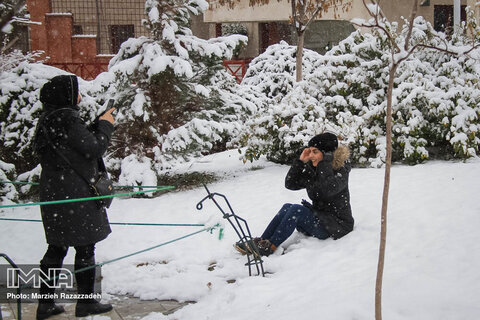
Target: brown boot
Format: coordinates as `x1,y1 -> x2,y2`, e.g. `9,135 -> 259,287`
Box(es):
233,237 -> 262,255
256,239 -> 276,257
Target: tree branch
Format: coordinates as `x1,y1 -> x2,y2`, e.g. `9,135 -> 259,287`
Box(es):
404,0 -> 419,51
352,20 -> 401,53
291,0 -> 298,30
304,5 -> 322,30
0,0 -> 26,32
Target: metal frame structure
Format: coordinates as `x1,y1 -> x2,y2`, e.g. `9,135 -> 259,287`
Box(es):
196,185 -> 265,277
0,253 -> 22,320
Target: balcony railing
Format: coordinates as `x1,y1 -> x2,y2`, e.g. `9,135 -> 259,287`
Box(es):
46,62 -> 109,80
48,59 -> 251,83
223,59 -> 252,83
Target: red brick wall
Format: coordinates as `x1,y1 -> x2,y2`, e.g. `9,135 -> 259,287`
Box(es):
27,0 -> 111,79
27,0 -> 50,56
72,36 -> 98,63
45,13 -> 73,63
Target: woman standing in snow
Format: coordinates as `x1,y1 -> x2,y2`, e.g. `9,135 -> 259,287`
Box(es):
235,132 -> 354,257
33,75 -> 115,319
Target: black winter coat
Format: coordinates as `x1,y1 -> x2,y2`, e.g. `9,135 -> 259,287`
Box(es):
285,145 -> 354,239
34,75 -> 114,246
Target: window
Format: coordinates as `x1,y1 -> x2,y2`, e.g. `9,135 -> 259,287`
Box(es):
434,5 -> 466,34
73,25 -> 83,35
109,25 -> 134,53
259,22 -> 294,54
258,20 -> 354,55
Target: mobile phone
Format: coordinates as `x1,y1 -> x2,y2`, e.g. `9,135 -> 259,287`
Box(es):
98,99 -> 115,117
106,99 -> 115,110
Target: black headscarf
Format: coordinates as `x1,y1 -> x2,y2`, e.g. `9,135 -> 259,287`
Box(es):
34,75 -> 80,153
39,75 -> 79,109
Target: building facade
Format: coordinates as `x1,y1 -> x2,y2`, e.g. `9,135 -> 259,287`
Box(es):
25,0 -> 478,79
206,0 -> 478,58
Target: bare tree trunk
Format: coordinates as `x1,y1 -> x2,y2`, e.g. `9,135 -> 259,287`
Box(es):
296,31 -> 305,82
375,62 -> 398,320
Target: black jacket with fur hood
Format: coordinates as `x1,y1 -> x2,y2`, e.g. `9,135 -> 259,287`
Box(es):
285,145 -> 354,239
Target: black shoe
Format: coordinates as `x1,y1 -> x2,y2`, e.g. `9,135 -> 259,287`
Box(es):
75,300 -> 113,317
36,303 -> 65,320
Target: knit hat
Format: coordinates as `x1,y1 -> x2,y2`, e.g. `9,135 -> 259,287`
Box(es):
308,133 -> 338,153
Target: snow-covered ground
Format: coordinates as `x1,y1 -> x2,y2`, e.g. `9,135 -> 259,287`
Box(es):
1,150 -> 480,320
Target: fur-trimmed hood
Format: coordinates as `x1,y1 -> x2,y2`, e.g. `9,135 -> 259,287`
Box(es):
332,145 -> 351,170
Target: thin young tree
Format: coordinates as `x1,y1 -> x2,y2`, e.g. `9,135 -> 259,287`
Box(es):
216,0 -> 352,81
353,1 -> 480,319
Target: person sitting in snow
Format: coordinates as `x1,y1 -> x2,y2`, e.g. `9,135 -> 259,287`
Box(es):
235,132 -> 354,256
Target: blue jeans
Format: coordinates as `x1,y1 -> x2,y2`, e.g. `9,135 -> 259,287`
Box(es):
261,203 -> 330,247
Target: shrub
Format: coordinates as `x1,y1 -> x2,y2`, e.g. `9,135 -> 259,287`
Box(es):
241,19 -> 480,166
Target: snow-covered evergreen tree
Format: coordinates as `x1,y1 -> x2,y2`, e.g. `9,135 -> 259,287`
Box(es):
0,62 -> 62,172
0,0 -> 252,196
0,59 -> 100,173
95,0 -> 251,177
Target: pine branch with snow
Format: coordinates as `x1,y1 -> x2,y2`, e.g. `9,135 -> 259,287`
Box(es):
0,160 -> 17,205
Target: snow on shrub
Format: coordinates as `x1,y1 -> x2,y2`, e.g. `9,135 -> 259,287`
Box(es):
0,62 -> 64,173
3,9 -> 480,205
241,18 -> 480,166
0,160 -> 17,205
242,41 -> 318,102
0,60 -> 107,184
117,154 -> 157,195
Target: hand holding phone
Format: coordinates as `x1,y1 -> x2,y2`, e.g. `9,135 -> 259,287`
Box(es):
96,99 -> 115,124
99,107 -> 115,124
98,99 -> 115,116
